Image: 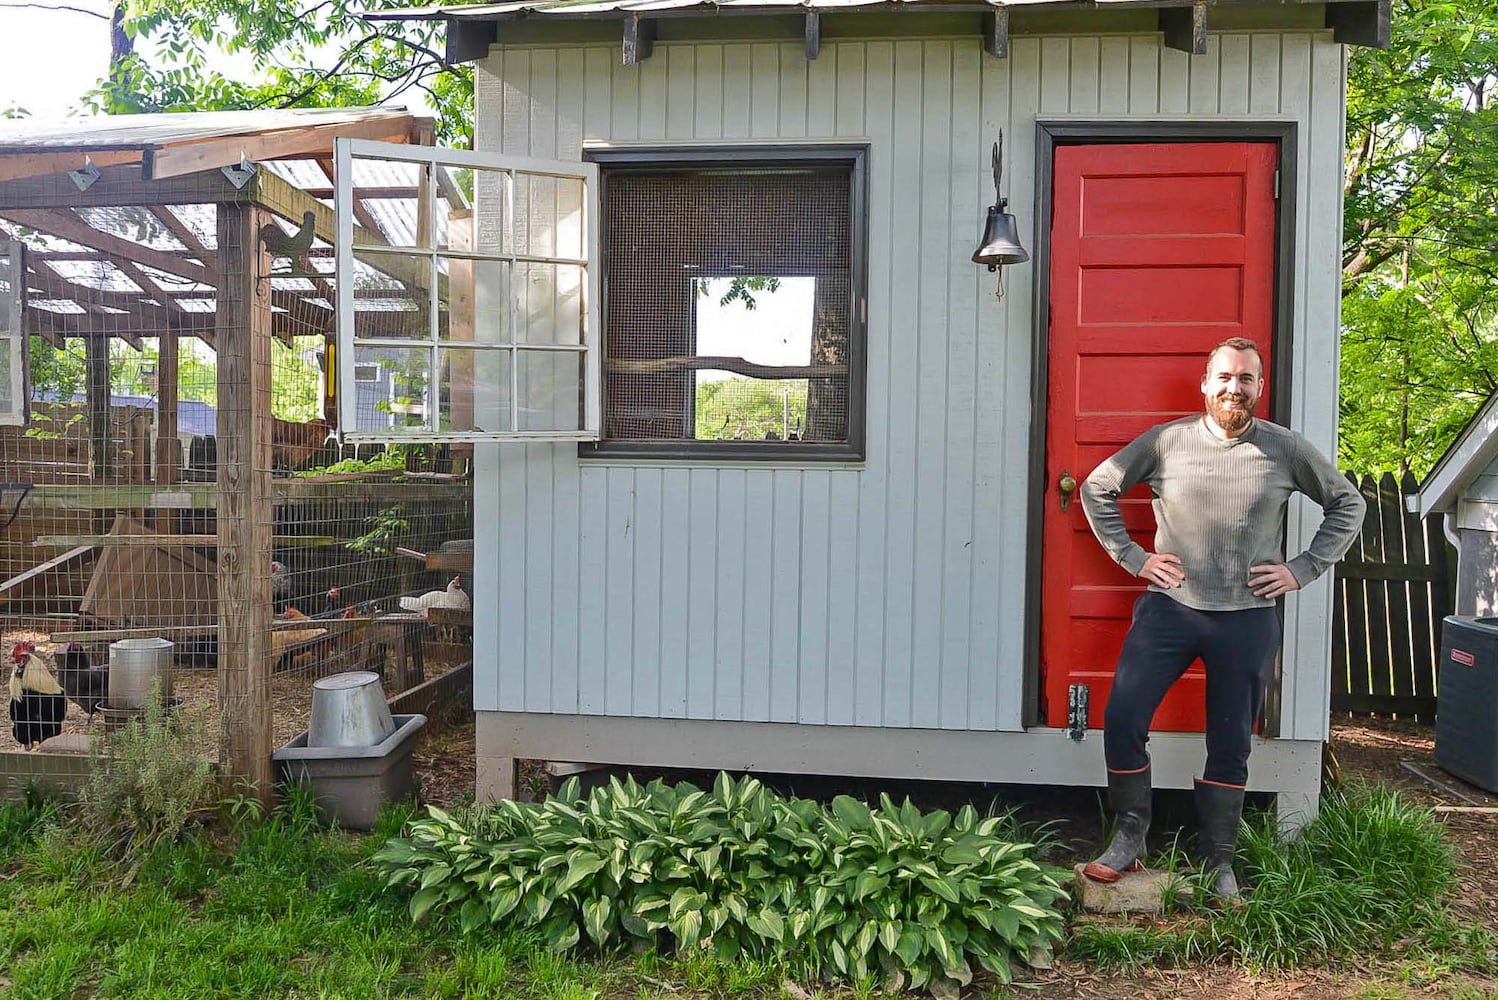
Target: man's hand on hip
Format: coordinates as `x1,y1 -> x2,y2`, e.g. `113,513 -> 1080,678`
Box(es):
1139,553 -> 1185,589
1249,563 -> 1300,599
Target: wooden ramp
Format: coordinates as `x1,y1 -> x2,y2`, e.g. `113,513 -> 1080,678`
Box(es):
78,514 -> 217,630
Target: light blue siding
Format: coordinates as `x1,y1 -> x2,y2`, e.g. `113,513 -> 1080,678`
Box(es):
471,30 -> 1347,738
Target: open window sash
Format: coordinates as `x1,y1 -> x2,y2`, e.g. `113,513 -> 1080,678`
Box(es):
334,139 -> 599,443
0,240 -> 27,428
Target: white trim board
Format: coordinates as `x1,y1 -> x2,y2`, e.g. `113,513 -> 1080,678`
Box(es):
476,711 -> 1322,793
1413,390 -> 1498,517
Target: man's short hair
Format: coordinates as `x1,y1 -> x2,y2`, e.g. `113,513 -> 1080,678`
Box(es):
1206,337 -> 1262,375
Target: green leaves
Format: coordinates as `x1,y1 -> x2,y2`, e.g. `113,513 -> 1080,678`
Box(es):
372,774 -> 1068,994
1341,1 -> 1498,475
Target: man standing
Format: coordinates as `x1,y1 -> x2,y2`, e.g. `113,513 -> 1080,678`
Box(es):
1077,337 -> 1364,901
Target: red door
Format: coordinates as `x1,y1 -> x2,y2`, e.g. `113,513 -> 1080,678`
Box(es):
1040,142 -> 1278,731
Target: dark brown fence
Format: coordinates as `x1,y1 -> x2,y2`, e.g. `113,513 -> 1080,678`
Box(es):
1331,471 -> 1452,719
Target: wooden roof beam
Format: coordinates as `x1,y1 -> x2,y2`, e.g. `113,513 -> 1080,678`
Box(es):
805,11 -> 820,60
4,208 -> 210,286
0,149 -> 143,184
252,166 -> 444,301
143,116 -> 422,181
623,12 -> 655,65
0,163 -> 248,210
1327,0 -> 1391,49
983,8 -> 1008,59
447,17 -> 497,64
149,206 -> 219,273
1160,1 -> 1208,56
26,305 -> 212,342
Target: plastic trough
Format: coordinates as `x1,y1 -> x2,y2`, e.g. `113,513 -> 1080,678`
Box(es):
273,713 -> 426,830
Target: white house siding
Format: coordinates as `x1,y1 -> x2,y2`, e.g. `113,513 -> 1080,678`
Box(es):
471,30 -> 1348,739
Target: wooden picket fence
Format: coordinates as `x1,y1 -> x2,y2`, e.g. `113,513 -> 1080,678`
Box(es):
1331,471 -> 1452,720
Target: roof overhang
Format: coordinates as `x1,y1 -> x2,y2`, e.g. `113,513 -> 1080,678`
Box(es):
0,108 -> 435,185
1410,390 -> 1498,520
367,0 -> 1390,65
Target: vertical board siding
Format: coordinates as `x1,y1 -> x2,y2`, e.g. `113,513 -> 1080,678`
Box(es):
473,31 -> 1345,739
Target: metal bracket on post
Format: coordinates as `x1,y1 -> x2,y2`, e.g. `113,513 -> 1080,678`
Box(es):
221,154 -> 256,189
68,157 -> 100,192
1067,683 -> 1090,742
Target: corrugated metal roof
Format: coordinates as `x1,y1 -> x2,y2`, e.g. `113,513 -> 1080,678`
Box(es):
0,107 -> 415,154
369,0 -> 1347,20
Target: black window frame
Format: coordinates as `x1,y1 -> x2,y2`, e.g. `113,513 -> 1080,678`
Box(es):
580,144 -> 869,463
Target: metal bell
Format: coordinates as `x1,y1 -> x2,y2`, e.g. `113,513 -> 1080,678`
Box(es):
972,204 -> 1030,271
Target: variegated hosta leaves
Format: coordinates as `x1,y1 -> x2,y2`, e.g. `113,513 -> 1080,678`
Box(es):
372,773 -> 1068,994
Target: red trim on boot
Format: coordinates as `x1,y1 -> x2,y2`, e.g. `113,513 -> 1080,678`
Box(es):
1081,860 -> 1143,883
1194,778 -> 1246,790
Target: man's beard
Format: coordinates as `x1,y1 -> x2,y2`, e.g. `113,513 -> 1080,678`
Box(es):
1207,393 -> 1254,433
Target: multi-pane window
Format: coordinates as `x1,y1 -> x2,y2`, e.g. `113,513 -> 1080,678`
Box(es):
0,240 -> 26,427
335,140 -> 599,443
586,147 -> 866,460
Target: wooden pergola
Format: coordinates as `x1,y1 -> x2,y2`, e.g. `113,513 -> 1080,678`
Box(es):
0,107 -> 442,798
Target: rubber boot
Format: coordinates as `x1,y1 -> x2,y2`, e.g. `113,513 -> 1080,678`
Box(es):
1195,779 -> 1246,904
1082,764 -> 1151,883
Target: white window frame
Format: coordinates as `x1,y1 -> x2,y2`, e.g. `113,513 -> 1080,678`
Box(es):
0,239 -> 27,428
334,138 -> 600,443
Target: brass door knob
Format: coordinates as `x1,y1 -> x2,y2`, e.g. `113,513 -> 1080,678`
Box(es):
1057,470 -> 1078,513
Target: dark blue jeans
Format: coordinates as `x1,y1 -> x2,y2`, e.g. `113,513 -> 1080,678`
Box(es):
1102,591 -> 1281,786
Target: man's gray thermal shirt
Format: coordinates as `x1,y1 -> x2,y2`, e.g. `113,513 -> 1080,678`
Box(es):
1080,416 -> 1366,612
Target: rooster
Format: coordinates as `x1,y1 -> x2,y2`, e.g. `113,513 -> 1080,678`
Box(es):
8,642 -> 66,748
399,576 -> 470,619
58,641 -> 107,721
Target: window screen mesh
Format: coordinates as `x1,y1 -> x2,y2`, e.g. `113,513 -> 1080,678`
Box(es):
603,167 -> 852,444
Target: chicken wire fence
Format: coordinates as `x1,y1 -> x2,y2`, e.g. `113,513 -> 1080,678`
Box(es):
0,164 -> 474,795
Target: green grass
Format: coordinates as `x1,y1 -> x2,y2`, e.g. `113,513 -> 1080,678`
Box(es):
0,788 -> 812,1000
1070,782 -> 1498,974
2,780 -> 1492,998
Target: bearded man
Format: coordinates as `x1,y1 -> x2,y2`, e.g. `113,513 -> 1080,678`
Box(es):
1077,337 -> 1364,902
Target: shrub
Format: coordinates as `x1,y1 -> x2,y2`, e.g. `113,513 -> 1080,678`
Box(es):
374,773 -> 1068,994
77,689 -> 217,855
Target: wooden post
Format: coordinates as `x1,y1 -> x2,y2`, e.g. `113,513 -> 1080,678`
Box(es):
156,329 -> 179,485
216,203 -> 275,801
155,328 -> 180,532
85,333 -> 112,479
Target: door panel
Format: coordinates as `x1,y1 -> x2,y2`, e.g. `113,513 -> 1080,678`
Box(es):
1040,141 -> 1279,732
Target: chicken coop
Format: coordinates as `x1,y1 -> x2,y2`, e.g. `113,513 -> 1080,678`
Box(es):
0,109 -> 476,802
341,0 -> 1395,828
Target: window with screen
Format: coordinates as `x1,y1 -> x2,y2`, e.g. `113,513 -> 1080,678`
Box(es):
586,147 -> 866,460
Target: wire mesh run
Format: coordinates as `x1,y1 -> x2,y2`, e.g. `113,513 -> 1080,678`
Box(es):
0,159 -> 473,797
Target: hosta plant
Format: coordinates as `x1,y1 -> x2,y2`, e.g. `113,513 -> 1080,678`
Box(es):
373,773 -> 1068,994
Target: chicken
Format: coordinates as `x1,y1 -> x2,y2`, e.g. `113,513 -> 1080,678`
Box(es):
271,560 -> 293,614
272,417 -> 335,472
325,587 -> 342,615
398,576 -> 470,619
8,642 -> 66,749
58,641 -> 107,720
260,209 -> 317,273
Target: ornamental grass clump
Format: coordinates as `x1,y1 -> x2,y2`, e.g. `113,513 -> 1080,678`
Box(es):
1070,782 -> 1466,970
373,772 -> 1068,993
